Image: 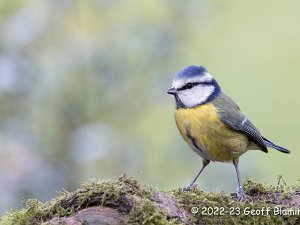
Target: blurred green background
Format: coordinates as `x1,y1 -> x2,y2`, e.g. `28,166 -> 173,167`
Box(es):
0,0 -> 299,215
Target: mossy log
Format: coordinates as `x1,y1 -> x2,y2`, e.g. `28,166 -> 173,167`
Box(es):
1,175 -> 300,224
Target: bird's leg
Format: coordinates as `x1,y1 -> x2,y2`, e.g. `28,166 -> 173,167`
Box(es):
233,158 -> 246,200
183,159 -> 210,191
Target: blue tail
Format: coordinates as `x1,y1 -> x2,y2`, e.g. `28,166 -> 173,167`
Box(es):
263,137 -> 290,154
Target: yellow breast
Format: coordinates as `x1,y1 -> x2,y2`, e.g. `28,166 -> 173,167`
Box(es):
174,103 -> 249,162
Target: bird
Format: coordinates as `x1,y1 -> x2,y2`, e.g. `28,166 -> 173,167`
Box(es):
166,65 -> 290,200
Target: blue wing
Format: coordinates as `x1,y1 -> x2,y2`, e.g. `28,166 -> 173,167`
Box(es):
212,93 -> 268,153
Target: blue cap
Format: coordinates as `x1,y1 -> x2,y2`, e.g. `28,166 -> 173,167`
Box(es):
175,65 -> 207,80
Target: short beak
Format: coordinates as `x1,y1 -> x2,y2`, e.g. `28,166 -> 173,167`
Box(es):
166,87 -> 178,95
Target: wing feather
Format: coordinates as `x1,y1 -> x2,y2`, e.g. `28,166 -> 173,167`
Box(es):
212,92 -> 268,153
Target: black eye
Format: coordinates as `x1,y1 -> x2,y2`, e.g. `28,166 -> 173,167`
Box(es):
186,83 -> 193,89
178,82 -> 200,91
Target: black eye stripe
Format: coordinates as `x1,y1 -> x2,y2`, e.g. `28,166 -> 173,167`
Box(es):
178,82 -> 199,91
178,81 -> 212,91
199,81 -> 212,85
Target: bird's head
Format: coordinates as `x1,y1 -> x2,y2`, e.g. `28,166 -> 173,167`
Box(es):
167,65 -> 221,108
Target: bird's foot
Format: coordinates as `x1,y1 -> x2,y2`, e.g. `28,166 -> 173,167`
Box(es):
182,183 -> 196,191
236,186 -> 246,201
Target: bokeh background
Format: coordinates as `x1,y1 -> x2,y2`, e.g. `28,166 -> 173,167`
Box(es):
0,0 -> 299,215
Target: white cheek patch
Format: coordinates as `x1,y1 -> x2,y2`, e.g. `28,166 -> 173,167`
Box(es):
178,84 -> 215,107
172,73 -> 213,89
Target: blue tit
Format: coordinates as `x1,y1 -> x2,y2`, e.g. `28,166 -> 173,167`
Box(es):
167,65 -> 290,200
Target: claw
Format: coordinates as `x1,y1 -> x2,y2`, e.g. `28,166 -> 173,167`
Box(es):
182,183 -> 196,191
236,186 -> 246,201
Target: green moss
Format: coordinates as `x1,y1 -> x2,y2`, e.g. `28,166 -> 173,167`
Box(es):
171,177 -> 300,224
126,198 -> 174,225
1,175 -> 154,225
1,176 -> 299,225
1,200 -> 44,225
276,176 -> 295,198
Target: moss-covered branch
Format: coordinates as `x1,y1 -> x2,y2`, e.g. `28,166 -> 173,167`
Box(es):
1,175 -> 300,224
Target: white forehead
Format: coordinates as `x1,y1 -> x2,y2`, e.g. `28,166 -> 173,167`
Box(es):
172,72 -> 213,89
